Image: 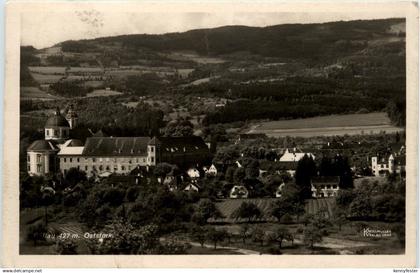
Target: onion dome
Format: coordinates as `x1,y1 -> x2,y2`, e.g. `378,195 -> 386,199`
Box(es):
45,107 -> 70,128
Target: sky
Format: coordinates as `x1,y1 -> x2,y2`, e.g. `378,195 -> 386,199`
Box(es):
21,11 -> 397,49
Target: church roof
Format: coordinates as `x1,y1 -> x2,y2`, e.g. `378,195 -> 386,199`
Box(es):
45,108 -> 70,128
82,137 -> 151,156
28,140 -> 58,152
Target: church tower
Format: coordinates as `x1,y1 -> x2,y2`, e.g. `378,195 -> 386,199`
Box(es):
45,107 -> 70,143
65,104 -> 78,129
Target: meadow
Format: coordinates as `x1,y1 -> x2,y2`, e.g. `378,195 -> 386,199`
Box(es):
247,112 -> 404,138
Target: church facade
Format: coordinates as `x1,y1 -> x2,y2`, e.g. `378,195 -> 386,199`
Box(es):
27,107 -> 211,177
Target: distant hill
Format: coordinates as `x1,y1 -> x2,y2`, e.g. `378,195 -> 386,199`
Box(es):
54,18 -> 405,64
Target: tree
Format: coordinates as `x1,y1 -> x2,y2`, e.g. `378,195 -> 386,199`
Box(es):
331,205 -> 348,231
162,118 -> 194,137
303,223 -> 323,250
239,224 -> 251,244
231,202 -> 262,223
87,220 -> 161,254
295,154 -> 317,200
26,222 -> 47,246
233,167 -> 246,184
271,183 -> 305,222
268,227 -> 293,249
192,199 -> 223,225
206,227 -> 226,249
251,226 -> 266,246
190,226 -> 207,247
55,239 -> 78,254
64,168 -> 87,188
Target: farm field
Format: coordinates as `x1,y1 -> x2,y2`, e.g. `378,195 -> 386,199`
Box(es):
247,112 -> 404,137
20,87 -> 62,100
211,198 -> 335,223
86,89 -> 123,97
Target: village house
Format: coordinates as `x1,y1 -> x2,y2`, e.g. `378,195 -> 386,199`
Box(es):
278,148 -> 315,162
203,164 -> 218,176
371,144 -> 405,177
311,176 -> 340,198
229,185 -> 249,199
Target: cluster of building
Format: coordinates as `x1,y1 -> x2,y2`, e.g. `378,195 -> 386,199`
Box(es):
27,107 -> 211,177
27,107 -> 406,199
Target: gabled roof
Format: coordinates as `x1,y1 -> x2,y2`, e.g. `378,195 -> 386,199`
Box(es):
311,176 -> 340,185
156,136 -> 209,154
28,140 -> 58,152
82,137 -> 151,156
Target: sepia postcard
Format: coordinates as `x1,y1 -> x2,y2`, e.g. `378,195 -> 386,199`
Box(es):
1,0 -> 418,268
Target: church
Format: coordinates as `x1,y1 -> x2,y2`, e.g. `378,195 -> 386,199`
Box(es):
27,106 -> 212,177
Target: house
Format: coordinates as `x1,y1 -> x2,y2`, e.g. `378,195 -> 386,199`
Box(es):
275,183 -> 286,198
279,148 -> 315,162
184,182 -> 200,192
187,167 -> 201,180
311,176 -> 340,198
229,185 -> 249,199
371,144 -> 406,177
203,164 -> 218,176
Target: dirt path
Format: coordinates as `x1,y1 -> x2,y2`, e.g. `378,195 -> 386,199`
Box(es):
189,241 -> 261,255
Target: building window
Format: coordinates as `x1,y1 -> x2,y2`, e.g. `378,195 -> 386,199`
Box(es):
129,160 -> 132,164
27,155 -> 30,162
70,158 -> 73,163
37,165 -> 42,173
85,166 -> 88,171
53,129 -> 57,136
77,158 -> 80,162
77,166 -> 80,170
92,158 -> 96,163
143,158 -> 146,163
99,165 -> 103,171
151,147 -> 154,152
64,158 -> 67,163
46,130 -> 49,136
151,156 -> 154,163
114,165 -> 117,171
121,166 -> 125,171
106,166 -> 110,171
37,154 -> 41,163
27,164 -> 30,172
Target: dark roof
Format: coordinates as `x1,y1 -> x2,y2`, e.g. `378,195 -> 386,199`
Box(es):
45,109 -> 70,128
66,139 -> 83,147
92,129 -> 108,137
148,136 -> 161,145
156,136 -> 209,153
82,137 -> 151,156
311,176 -> 340,185
28,140 -> 58,152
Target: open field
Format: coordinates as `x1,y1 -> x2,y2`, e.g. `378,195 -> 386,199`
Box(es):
20,87 -> 62,100
247,112 -> 404,137
86,89 -> 123,97
210,198 -> 335,223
